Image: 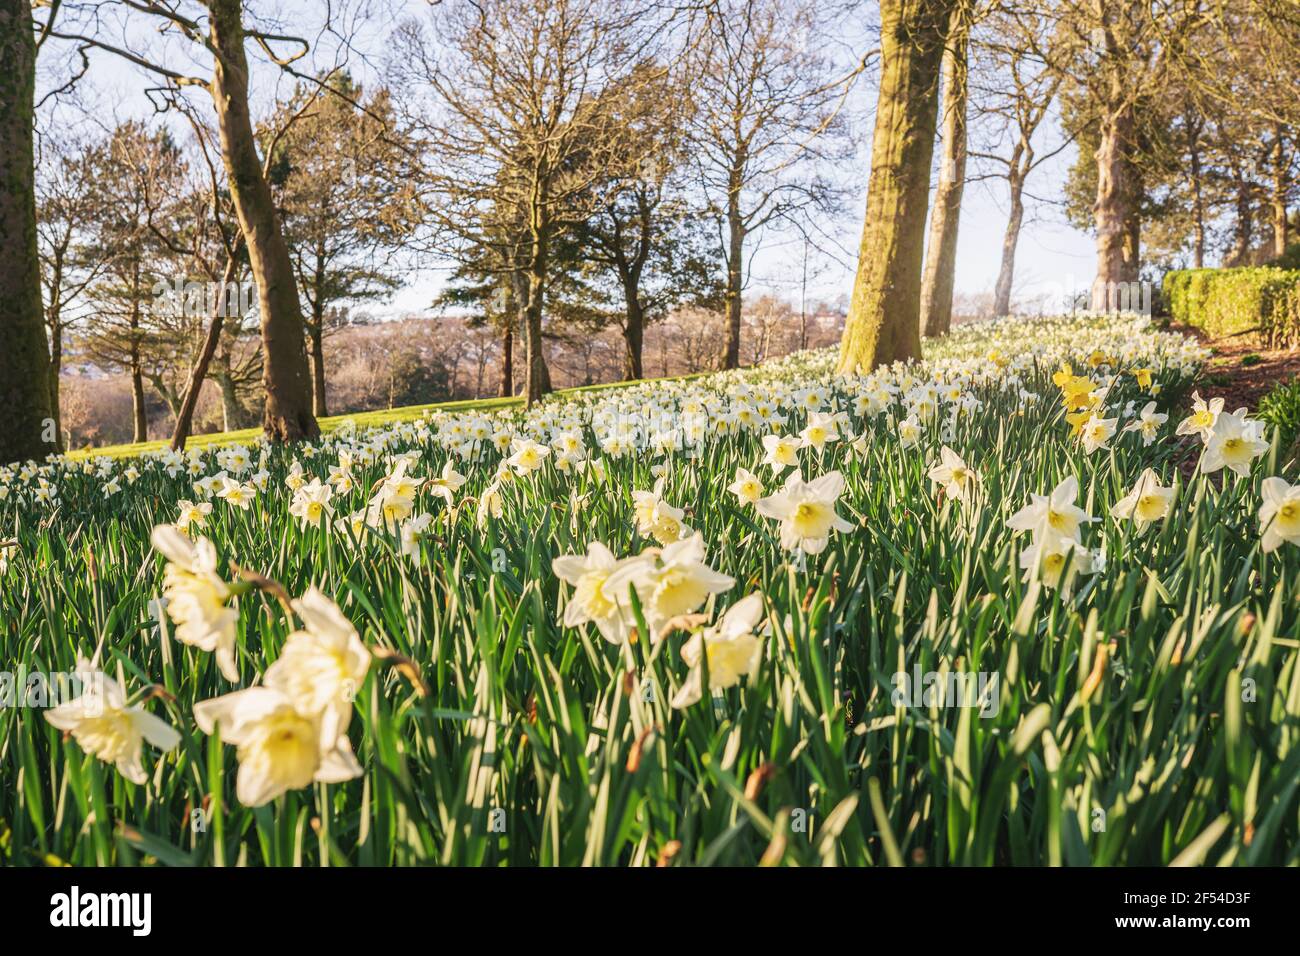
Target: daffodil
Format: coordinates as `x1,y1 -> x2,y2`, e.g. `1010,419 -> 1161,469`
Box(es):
1259,476 -> 1300,553
605,533 -> 735,639
1110,468 -> 1175,530
506,438 -> 550,475
216,476 -> 257,510
927,446 -> 979,503
428,460 -> 467,505
798,413 -> 840,451
1177,391 -> 1223,441
289,477 -> 334,528
761,433 -> 801,473
43,657 -> 180,785
552,541 -> 646,643
264,587 -> 370,748
1201,408 -> 1269,476
1079,414 -> 1118,455
194,687 -> 363,807
671,592 -> 765,709
1019,536 -> 1099,593
1006,475 -> 1095,544
175,499 -> 212,532
1123,401 -> 1167,446
897,414 -> 922,449
151,525 -> 240,682
727,467 -> 765,506
754,470 -> 854,554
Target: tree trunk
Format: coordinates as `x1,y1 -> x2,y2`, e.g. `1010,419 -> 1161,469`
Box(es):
48,319 -> 64,453
0,0 -> 55,464
723,162 -> 745,370
207,0 -> 318,442
623,289 -> 644,380
523,231 -> 551,405
214,367 -> 252,431
993,164 -> 1025,317
918,7 -> 968,338
1190,151 -> 1205,269
498,274 -> 515,398
1273,128 -> 1289,258
308,304 -> 328,417
130,353 -> 148,443
171,253 -> 238,450
1228,173 -> 1253,266
1090,102 -> 1139,310
837,0 -> 953,375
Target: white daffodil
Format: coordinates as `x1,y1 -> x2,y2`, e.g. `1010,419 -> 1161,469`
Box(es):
264,587 -> 370,748
506,438 -> 550,475
289,477 -> 334,528
761,433 -> 801,473
551,541 -> 647,644
428,460 -> 467,505
176,499 -> 212,532
632,480 -> 691,545
1259,476 -> 1300,553
1079,415 -> 1118,455
1124,401 -> 1168,446
1110,468 -> 1175,530
194,687 -> 362,807
44,657 -> 180,785
799,412 -> 840,451
476,480 -> 505,529
671,592 -> 765,709
216,476 -> 257,510
151,525 -> 240,682
727,467 -> 765,506
927,446 -> 979,503
897,415 -> 922,449
1201,408 -> 1270,477
754,470 -> 854,554
1177,391 -> 1223,441
1006,475 -> 1095,544
1019,536 -> 1099,593
367,460 -> 422,528
605,533 -> 735,639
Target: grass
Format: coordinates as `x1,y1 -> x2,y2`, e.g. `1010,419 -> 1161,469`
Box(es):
4,315 -> 1298,867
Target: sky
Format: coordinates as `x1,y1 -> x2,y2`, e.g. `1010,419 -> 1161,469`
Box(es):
35,0 -> 1101,321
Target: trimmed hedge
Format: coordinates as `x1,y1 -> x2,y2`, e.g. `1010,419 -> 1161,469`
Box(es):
1163,265 -> 1300,346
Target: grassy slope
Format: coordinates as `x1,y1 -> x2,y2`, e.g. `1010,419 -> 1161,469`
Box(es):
68,371 -> 712,460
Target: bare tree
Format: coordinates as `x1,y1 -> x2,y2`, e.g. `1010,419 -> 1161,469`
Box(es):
967,7 -> 1064,316
688,0 -> 855,370
393,0 -> 663,403
40,0 -> 364,441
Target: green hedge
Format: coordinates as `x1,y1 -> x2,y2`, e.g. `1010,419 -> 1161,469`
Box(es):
1163,265 -> 1300,346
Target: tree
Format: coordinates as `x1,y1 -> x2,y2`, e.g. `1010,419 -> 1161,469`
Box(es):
688,0 -> 852,370
43,0 -> 326,441
267,75 -> 417,416
36,135 -> 105,450
967,7 -> 1064,315
80,122 -> 188,443
394,0 -> 662,403
1037,1 -> 1207,309
838,0 -> 956,375
0,0 -> 55,463
919,2 -> 973,337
